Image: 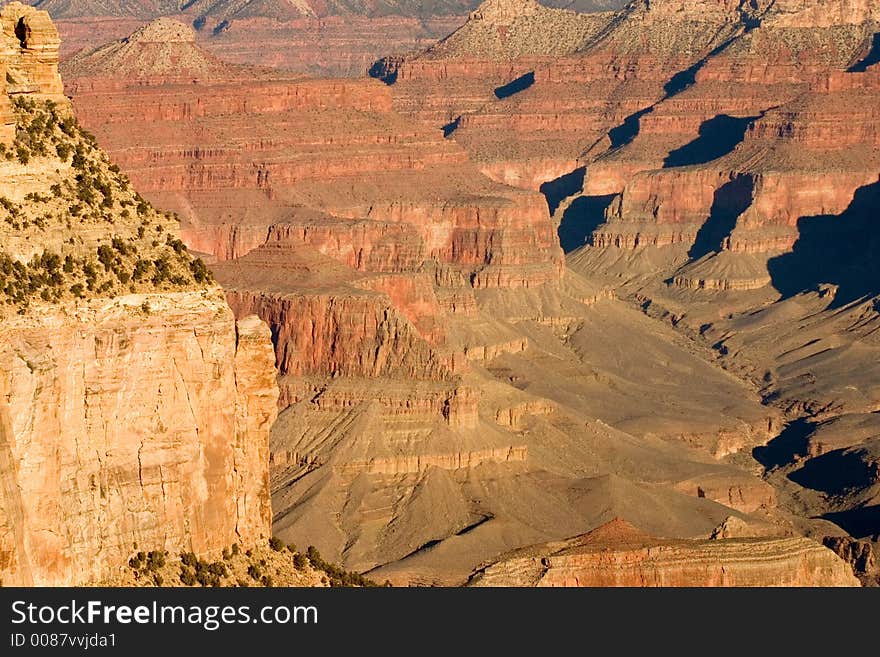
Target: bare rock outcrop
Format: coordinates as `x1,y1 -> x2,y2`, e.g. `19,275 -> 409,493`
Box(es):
0,298 -> 276,585
469,519 -> 860,586
0,2 -> 64,143
63,17 -> 240,82
0,8 -> 278,585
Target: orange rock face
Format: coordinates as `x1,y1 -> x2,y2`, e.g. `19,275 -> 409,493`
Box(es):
0,2 -> 65,143
0,297 -> 277,585
1,2 -> 64,98
469,520 -> 860,587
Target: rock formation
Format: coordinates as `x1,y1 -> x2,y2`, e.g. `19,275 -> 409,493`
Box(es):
1,1 -> 63,142
0,294 -> 277,585
0,3 -> 277,585
63,17 -> 237,81
469,519 -> 860,586
25,1 -> 625,77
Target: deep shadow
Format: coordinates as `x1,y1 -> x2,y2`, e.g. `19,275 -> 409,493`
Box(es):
583,10 -> 768,158
540,166 -> 586,215
558,194 -> 616,253
849,33 -> 880,72
14,18 -> 27,48
494,72 -> 535,99
822,505 -> 880,539
789,449 -> 876,495
663,31 -> 756,96
368,58 -> 398,85
664,114 -> 758,168
687,174 -> 754,260
767,180 -> 880,306
664,59 -> 703,96
442,116 -> 461,138
753,417 -> 815,471
607,107 -> 653,149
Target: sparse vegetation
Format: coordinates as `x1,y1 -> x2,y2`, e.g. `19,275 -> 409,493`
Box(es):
116,542 -> 384,588
305,545 -> 383,588
0,98 -> 214,314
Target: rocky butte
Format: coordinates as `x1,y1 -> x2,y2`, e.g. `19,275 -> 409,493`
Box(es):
58,7 -> 871,586
0,2 -> 277,586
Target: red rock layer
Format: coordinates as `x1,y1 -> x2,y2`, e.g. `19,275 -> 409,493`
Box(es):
66,61 -> 564,290
215,243 -> 454,381
591,69 -> 880,291
205,16 -> 465,78
49,15 -> 463,77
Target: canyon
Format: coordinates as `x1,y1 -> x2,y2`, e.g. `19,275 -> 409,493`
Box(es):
52,0 -> 879,587
2,0 -> 877,587
373,0 -> 880,582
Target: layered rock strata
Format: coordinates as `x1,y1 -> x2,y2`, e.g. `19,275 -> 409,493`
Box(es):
0,5 -> 277,585
0,295 -> 277,586
54,8 -> 863,587
469,519 -> 860,586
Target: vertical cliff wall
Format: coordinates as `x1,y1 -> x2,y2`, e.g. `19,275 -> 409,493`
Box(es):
0,296 -> 277,586
0,3 -> 277,586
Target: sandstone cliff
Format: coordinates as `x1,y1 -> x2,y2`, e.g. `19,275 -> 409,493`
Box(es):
0,294 -> 276,585
1,1 -> 63,143
0,3 -> 277,585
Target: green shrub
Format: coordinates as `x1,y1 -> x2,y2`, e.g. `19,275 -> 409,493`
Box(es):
147,551 -> 165,570
190,258 -> 211,283
207,562 -> 227,578
179,569 -> 197,587
56,142 -> 71,161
